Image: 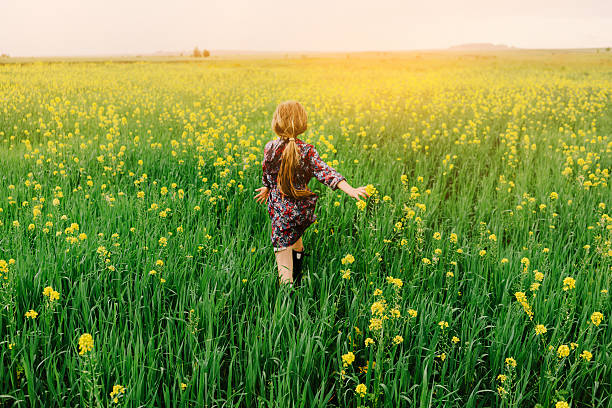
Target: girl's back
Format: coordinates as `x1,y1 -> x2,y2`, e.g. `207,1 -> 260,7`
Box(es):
262,138 -> 345,196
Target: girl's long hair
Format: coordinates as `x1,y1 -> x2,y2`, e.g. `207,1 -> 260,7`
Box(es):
271,100 -> 314,199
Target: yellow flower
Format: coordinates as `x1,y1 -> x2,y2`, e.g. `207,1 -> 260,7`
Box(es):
341,351 -> 355,366
449,233 -> 458,244
373,288 -> 382,296
356,200 -> 366,211
370,300 -> 386,316
110,384 -> 126,399
369,318 -> 382,331
555,401 -> 569,408
25,309 -> 38,319
562,277 -> 576,291
451,336 -> 459,344
78,333 -> 94,355
408,309 -> 418,318
433,232 -> 441,240
355,383 -> 367,397
557,345 -> 570,358
180,383 -> 187,390
505,357 -> 517,368
549,192 -> 558,200
43,286 -> 60,302
535,324 -> 547,335
341,254 -> 355,265
479,249 -> 487,257
497,374 -> 507,382
534,271 -> 544,281
386,276 -> 403,288
590,312 -> 603,326
392,335 -> 403,345
579,350 -> 592,361
365,337 -> 374,347
341,269 -> 351,280
438,321 -> 449,330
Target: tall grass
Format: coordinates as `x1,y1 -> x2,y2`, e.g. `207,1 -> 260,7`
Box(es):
0,54 -> 610,407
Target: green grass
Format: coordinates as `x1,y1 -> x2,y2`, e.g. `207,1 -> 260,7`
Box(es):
0,52 -> 610,407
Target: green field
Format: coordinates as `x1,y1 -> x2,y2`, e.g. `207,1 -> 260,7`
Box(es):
0,51 -> 610,407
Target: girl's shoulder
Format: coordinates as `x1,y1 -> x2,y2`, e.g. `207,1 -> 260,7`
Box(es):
297,139 -> 317,157
264,138 -> 279,151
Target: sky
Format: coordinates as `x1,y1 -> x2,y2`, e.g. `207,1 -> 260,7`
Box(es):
1,0 -> 611,56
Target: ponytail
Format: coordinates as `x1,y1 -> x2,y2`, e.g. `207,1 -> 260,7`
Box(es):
271,100 -> 314,199
278,137 -> 313,199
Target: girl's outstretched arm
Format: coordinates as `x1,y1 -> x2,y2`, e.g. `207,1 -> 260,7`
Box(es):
337,180 -> 370,200
308,145 -> 369,200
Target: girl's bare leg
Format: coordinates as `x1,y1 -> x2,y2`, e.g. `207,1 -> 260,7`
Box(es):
275,248 -> 293,285
292,237 -> 304,252
274,237 -> 304,286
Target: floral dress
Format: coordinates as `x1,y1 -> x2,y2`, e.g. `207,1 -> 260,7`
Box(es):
262,137 -> 345,251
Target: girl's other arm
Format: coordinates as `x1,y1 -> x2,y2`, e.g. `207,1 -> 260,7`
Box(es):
261,143 -> 275,190
255,143 -> 273,204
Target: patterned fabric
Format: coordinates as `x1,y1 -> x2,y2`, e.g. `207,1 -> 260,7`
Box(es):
262,137 -> 345,249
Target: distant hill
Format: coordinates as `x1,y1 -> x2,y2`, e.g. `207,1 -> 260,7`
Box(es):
449,43 -> 519,51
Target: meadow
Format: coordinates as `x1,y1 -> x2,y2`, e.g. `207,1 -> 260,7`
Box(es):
0,52 -> 610,407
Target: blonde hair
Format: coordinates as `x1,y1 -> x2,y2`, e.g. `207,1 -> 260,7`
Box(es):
271,100 -> 313,199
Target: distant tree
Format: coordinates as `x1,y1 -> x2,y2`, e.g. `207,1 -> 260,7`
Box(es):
202,49 -> 210,57
192,46 -> 202,57
0,53 -> 9,58
607,47 -> 611,52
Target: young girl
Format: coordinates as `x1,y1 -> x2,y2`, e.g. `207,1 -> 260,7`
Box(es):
254,100 -> 370,288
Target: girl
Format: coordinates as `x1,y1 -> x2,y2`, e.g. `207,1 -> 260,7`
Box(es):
254,100 -> 370,288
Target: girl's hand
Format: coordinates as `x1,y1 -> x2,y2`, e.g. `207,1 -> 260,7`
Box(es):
348,186 -> 370,200
254,187 -> 269,204
337,180 -> 370,200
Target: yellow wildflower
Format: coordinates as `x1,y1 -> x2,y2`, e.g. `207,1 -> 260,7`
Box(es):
78,333 -> 94,355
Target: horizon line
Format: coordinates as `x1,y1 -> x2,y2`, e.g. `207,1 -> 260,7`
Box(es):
4,45 -> 612,58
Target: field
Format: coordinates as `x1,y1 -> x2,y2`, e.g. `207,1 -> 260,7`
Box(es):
0,52 -> 610,407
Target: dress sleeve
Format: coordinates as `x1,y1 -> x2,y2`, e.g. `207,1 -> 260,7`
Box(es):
262,143 -> 275,189
308,145 -> 345,190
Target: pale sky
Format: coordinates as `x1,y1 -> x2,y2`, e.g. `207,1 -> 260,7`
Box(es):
1,0 -> 611,56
